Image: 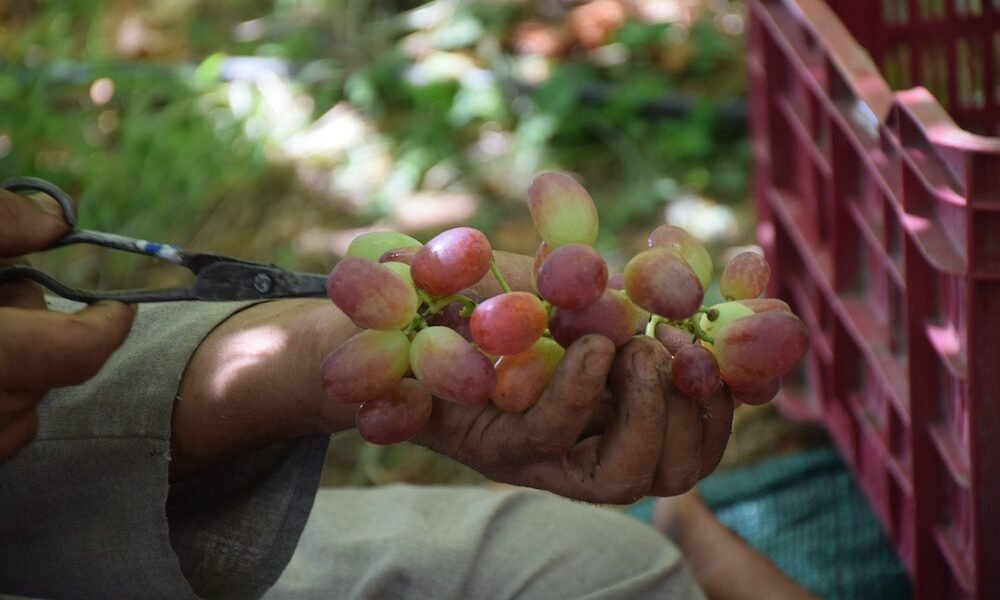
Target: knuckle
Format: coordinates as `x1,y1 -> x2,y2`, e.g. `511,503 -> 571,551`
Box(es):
526,425 -> 573,458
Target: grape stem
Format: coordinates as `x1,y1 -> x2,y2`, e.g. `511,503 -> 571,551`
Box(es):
490,259 -> 513,294
402,316 -> 426,337
697,306 -> 720,321
645,315 -> 667,338
689,315 -> 714,345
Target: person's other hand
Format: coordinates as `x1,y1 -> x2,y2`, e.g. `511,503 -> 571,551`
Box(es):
412,334 -> 733,504
0,189 -> 136,464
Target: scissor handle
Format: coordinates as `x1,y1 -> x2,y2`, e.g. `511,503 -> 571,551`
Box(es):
1,177 -> 78,227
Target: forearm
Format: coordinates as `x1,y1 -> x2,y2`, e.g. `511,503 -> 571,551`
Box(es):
669,498 -> 816,600
171,299 -> 360,478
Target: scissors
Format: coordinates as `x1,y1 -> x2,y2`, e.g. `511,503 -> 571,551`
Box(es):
0,177 -> 328,303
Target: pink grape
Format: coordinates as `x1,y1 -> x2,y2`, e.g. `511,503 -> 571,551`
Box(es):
715,312 -> 808,388
321,330 -> 411,404
624,247 -> 704,320
536,243 -> 608,309
492,338 -> 565,412
527,172 -> 599,247
550,290 -> 637,348
607,272 -> 624,290
356,378 -> 433,444
720,252 -> 771,300
410,326 -> 496,406
671,344 -> 721,399
655,323 -> 694,356
737,298 -> 791,314
647,224 -> 691,248
411,227 -> 493,297
326,257 -> 418,331
728,377 -> 782,406
470,292 -> 548,356
347,231 -> 421,261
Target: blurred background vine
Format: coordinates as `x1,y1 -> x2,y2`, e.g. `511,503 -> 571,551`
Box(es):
0,0 -> 757,485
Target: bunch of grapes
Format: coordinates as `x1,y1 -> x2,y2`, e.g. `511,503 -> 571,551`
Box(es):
321,172 -> 809,444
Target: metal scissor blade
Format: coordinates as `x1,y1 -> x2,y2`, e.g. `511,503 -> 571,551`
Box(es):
188,260 -> 328,301
0,265 -> 195,303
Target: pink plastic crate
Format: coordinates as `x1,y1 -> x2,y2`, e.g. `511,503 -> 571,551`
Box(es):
747,0 -> 1000,598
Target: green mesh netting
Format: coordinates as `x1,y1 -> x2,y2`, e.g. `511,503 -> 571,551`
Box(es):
628,448 -> 911,600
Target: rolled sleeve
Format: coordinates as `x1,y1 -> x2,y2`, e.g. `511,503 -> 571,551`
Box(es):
0,300 -> 329,600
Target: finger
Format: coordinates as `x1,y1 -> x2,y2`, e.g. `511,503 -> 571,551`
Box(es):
0,390 -> 43,422
0,189 -> 71,257
698,386 -> 734,480
519,334 -> 614,457
0,409 -> 38,464
651,379 -> 704,496
513,336 -> 669,504
0,301 -> 136,390
0,258 -> 45,309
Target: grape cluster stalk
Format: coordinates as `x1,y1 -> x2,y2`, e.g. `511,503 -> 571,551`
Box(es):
321,171 -> 809,444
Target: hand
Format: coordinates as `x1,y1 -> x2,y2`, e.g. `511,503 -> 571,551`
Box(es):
0,189 -> 136,464
413,334 -> 733,504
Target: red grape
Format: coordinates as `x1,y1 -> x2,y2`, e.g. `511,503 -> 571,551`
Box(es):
727,377 -> 782,406
427,300 -> 473,342
720,252 -> 770,300
715,312 -> 808,388
671,344 -> 721,399
356,378 -> 433,444
527,172 -> 599,247
624,247 -> 703,320
492,338 -> 565,412
535,243 -> 608,309
411,227 -> 493,297
655,323 -> 693,356
550,290 -> 637,348
470,292 -> 548,356
410,326 -> 496,406
321,330 -> 411,404
327,257 -> 418,331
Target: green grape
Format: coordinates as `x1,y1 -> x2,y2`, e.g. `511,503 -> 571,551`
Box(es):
347,231 -> 421,261
527,172 -> 599,247
700,301 -> 754,338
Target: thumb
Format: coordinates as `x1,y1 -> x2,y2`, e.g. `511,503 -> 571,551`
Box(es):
0,189 -> 71,257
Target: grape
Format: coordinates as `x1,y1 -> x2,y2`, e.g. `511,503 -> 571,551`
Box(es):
720,252 -> 770,300
737,298 -> 791,314
607,272 -> 624,290
728,377 -> 782,406
426,300 -> 474,342
527,172 -> 599,247
492,338 -> 565,412
348,231 -> 421,261
671,344 -> 721,399
700,301 -> 754,338
470,292 -> 548,356
532,241 -> 553,286
356,378 -> 433,444
624,247 -> 704,320
321,330 -> 411,404
648,225 -> 713,290
535,244 -> 607,309
550,290 -> 637,348
380,246 -> 420,265
715,312 -> 809,388
410,326 -> 496,406
647,224 -> 691,248
326,257 -> 418,331
411,227 -> 494,297
655,323 -> 694,355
